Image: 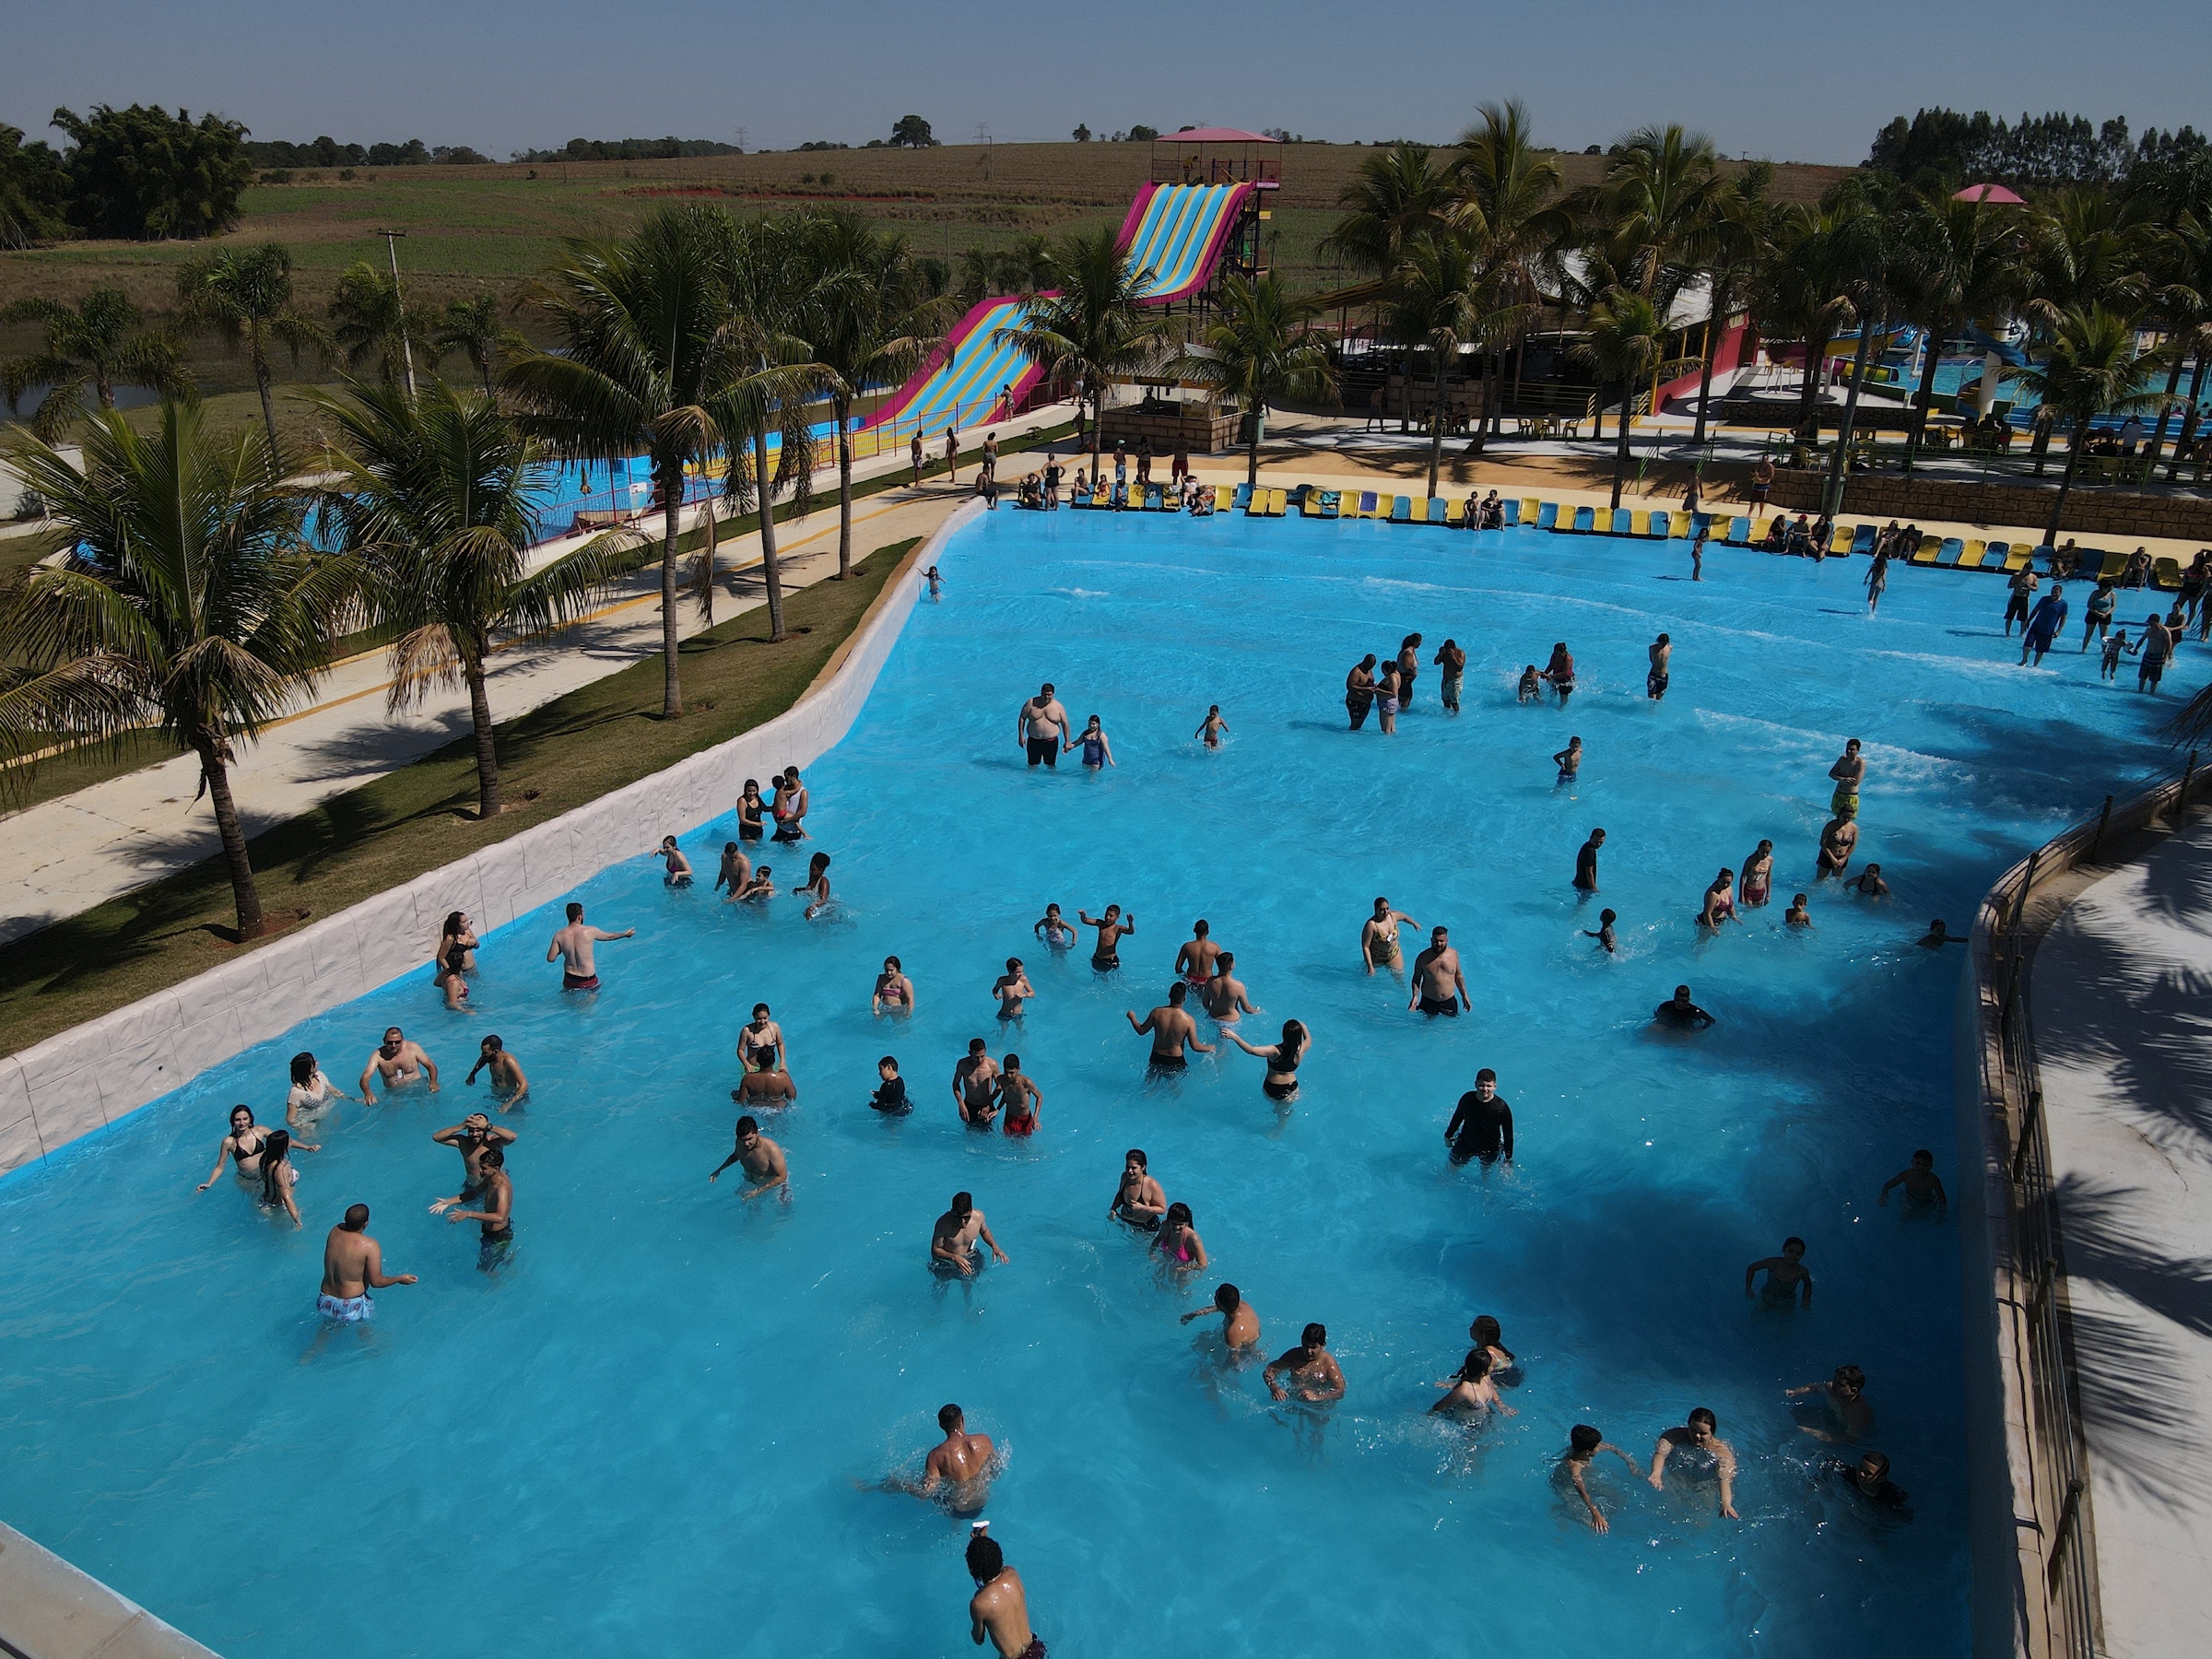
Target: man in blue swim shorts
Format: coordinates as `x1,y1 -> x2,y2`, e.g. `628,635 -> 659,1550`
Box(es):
318,1203 -> 417,1322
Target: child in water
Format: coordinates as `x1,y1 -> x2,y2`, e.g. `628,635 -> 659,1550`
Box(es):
1583,908 -> 1617,952
1784,894 -> 1813,929
1033,903 -> 1076,948
1194,705 -> 1230,749
2100,629 -> 2135,681
1553,737 -> 1583,782
1517,665 -> 1542,703
1430,1347 -> 1517,1419
1746,1236 -> 1814,1307
869,1056 -> 910,1114
1558,1425 -> 1642,1533
1878,1148 -> 1947,1212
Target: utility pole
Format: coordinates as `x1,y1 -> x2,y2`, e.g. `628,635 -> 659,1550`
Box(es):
373,228 -> 418,400
976,123 -> 992,179
735,125 -> 748,153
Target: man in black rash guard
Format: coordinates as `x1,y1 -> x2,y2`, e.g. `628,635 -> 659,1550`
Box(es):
1574,829 -> 1606,893
1653,984 -> 1715,1029
1445,1069 -> 1514,1166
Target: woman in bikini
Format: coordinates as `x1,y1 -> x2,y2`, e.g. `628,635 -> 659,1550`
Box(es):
436,910 -> 478,975
1697,869 -> 1742,930
873,956 -> 916,1016
1395,633 -> 1423,712
255,1130 -> 317,1228
434,936 -> 471,1009
1109,1149 -> 1167,1230
1431,1347 -> 1516,1419
1151,1202 -> 1208,1272
1738,841 -> 1775,908
1376,661 -> 1402,735
197,1104 -> 275,1191
736,780 -> 767,842
1222,1018 -> 1307,1102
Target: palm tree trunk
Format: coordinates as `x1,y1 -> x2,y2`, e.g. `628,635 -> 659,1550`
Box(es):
2043,418 -> 2085,547
250,344 -> 281,474
655,456 -> 684,717
1825,323 -> 1878,518
1691,277 -> 1728,449
2166,357 -> 2207,481
465,655 -> 501,818
834,394 -> 854,580
1427,359 -> 1447,500
1611,382 -> 1631,511
194,734 -> 265,938
752,429 -> 788,641
1247,409 -> 1265,490
1090,388 -> 1104,486
1904,317 -> 1945,476
1796,329 -> 1826,439
2144,355 -> 2185,469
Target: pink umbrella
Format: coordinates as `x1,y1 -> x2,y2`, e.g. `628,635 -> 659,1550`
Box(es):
1954,183 -> 2026,205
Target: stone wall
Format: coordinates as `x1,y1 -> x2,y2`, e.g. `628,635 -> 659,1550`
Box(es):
1099,403 -> 1241,455
1762,470 -> 2212,543
0,503 -> 977,1176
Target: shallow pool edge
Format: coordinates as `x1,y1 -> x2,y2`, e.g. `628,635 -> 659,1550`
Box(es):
0,502 -> 978,1177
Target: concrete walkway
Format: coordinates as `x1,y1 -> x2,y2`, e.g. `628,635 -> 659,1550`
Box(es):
2032,816 -> 2212,1659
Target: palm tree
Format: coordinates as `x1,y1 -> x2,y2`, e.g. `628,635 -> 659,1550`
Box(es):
2142,212 -> 2212,475
1,288 -> 194,441
1888,191 -> 2025,472
1816,202 -> 1895,516
175,242 -> 333,468
0,404 -> 345,937
1590,125 -> 1721,304
310,381 -> 631,818
993,225 -> 1169,485
1452,100 -> 1567,443
1322,143 -> 1458,430
1570,289 -> 1687,510
502,205 -> 749,716
327,260 -> 435,388
1751,203 -> 1865,443
1684,164 -> 1774,450
430,293 -> 522,394
2005,305 -> 2171,547
2025,189 -> 2151,321
1161,273 -> 1336,490
799,214 -> 947,579
1378,237 -> 1528,498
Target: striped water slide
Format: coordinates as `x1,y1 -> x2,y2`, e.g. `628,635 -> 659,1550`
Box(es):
859,294 -> 1045,439
1116,182 -> 1254,302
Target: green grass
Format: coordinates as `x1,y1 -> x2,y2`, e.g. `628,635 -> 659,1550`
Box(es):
0,536 -> 921,1056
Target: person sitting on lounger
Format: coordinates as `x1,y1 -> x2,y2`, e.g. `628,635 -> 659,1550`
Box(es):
1761,517 -> 1789,552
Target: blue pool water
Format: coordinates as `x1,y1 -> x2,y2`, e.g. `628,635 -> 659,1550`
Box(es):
2,516 -> 2196,1657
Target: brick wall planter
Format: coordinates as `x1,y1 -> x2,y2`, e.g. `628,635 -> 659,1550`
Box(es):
1099,404 -> 1241,455
1763,471 -> 2212,543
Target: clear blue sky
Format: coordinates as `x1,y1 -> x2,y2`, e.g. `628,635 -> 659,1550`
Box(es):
4,0 -> 2206,166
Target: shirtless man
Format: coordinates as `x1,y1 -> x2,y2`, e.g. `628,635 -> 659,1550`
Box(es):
1017,683 -> 1070,768
990,959 -> 1034,1020
442,1145 -> 514,1255
954,1038 -> 1002,1125
1746,1236 -> 1814,1307
1827,738 -> 1866,817
1127,983 -> 1212,1069
1647,633 -> 1672,701
1817,815 -> 1860,880
317,1203 -> 417,1323
1649,1408 -> 1738,1518
731,1067 -> 799,1110
1173,919 -> 1222,988
1433,639 -> 1467,714
1109,1148 -> 1168,1230
708,1114 -> 790,1201
1407,927 -> 1468,1017
966,1530 -> 1041,1659
1560,1425 -> 1643,1533
429,1112 -> 515,1204
546,901 -> 633,992
1077,904 -> 1135,971
1264,1323 -> 1347,1403
1200,953 -> 1261,1022
907,1404 -> 997,1514
931,1191 -> 1009,1276
1698,868 -> 1742,929
463,1035 -> 528,1100
738,1004 -> 789,1074
359,1026 -> 439,1104
1345,653 -> 1379,730
1180,1281 -> 1262,1348
1361,897 -> 1418,974
1787,1364 -> 1874,1441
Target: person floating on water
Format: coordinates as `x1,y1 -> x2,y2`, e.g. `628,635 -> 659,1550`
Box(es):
1649,1407 -> 1738,1518
1194,705 -> 1229,748
1559,1425 -> 1642,1532
1078,904 -> 1135,971
1361,897 -> 1418,975
1880,1148 -> 1947,1211
931,1191 -> 1009,1277
1408,927 -> 1469,1018
1264,1323 -> 1347,1404
1181,1281 -> 1261,1349
546,901 -> 633,994
318,1203 -> 416,1324
708,1115 -> 790,1201
360,1026 -> 439,1104
1127,983 -> 1213,1073
965,1526 -> 1042,1659
1916,919 -> 1964,949
1746,1236 -> 1814,1307
1824,1450 -> 1911,1512
870,1055 -> 910,1114
1653,984 -> 1715,1029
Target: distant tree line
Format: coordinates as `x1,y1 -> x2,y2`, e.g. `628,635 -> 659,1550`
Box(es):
243,136 -> 492,168
1867,108 -> 2210,199
511,136 -> 745,163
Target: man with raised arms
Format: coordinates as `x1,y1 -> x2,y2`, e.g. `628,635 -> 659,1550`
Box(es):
318,1203 -> 417,1323
1361,897 -> 1418,974
708,1115 -> 790,1201
359,1026 -> 439,1105
1407,927 -> 1469,1017
545,900 -> 634,992
965,1528 -> 1042,1659
1126,982 -> 1213,1070
1016,682 -> 1071,768
931,1191 -> 1009,1276
1077,904 -> 1135,971
429,1112 -> 514,1203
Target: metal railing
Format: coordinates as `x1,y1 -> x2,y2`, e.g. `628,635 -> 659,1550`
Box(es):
1974,757 -> 2201,1659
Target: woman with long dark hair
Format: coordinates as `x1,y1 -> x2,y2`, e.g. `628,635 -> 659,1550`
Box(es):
1222,1018 -> 1308,1102
196,1105 -> 271,1191
256,1129 -> 317,1228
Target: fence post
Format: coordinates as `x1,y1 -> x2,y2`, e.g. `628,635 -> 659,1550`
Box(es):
2088,794 -> 2113,863
2045,1477 -> 2086,1593
2178,749 -> 2198,825
2011,1087 -> 2043,1185
2007,849 -> 2041,945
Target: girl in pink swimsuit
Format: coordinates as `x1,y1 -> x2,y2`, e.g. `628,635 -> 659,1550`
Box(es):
1151,1203 -> 1207,1271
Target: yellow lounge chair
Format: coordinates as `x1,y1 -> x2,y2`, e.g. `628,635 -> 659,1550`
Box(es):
1830,524 -> 1853,555
2001,545 -> 2034,573
2154,556 -> 2183,589
2096,549 -> 2126,582
1960,538 -> 1986,568
1627,511 -> 1649,536
1909,537 -> 1940,566
1521,498 -> 1542,526
1669,512 -> 1690,538
1271,488 -> 1289,515
1750,517 -> 1773,547
1300,489 -> 1325,518
1446,498 -> 1466,526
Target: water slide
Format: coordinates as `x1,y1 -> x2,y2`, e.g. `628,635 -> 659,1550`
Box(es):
861,182 -> 1254,441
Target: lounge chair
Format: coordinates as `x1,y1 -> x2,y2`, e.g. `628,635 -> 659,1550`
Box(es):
1071,480 -> 1093,508
1850,524 -> 1877,556
2001,544 -> 2033,573
1142,483 -> 1163,511
1355,490 -> 1378,518
1960,538 -> 1986,568
1300,488 -> 1324,518
1271,488 -> 1290,515
1724,516 -> 1750,546
1230,483 -> 1253,513
1425,497 -> 1448,525
1319,489 -> 1342,518
1829,524 -> 1853,555
1388,496 -> 1412,524
2154,556 -> 2183,589
1609,509 -> 1632,536
1938,536 -> 1968,566
1981,539 -> 2009,569
1536,502 -> 1559,531
1519,498 -> 1541,526
1657,512 -> 1680,538
1501,500 -> 1521,527
1627,510 -> 1649,536
2096,549 -> 2127,582
1748,517 -> 1772,546
1445,498 -> 1465,527
1908,536 -> 1940,566
1571,505 -> 1595,533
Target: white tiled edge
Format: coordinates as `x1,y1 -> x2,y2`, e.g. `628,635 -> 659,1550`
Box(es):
0,502 -> 970,1178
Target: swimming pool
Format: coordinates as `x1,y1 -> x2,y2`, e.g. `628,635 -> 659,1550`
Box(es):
1,513 -> 2193,1657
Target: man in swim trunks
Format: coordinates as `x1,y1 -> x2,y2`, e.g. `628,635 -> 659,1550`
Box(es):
1077,904 -> 1135,970
1433,638 -> 1466,713
1445,1068 -> 1514,1165
1745,1235 -> 1814,1306
1542,642 -> 1575,706
442,1144 -> 515,1259
901,1404 -> 998,1514
932,1191 -> 1009,1276
954,1038 -> 1002,1125
1109,1148 -> 1168,1229
709,1114 -> 790,1200
1361,897 -> 1418,974
546,901 -> 633,992
1264,1323 -> 1347,1403
966,1529 -> 1042,1658
1127,982 -> 1212,1070
1574,829 -> 1606,894
1649,1407 -> 1738,1518
359,1026 -> 439,1104
1017,683 -> 1070,767
1200,953 -> 1261,1022
739,1004 -> 789,1073
1180,1281 -> 1262,1349
1879,1148 -> 1948,1210
2140,612 -> 2173,691
732,1067 -> 799,1110
1647,633 -> 1671,701
1407,927 -> 1469,1017
1827,739 -> 1865,817
991,959 -> 1034,1020
1738,841 -> 1775,907
1345,653 -> 1378,730
1395,633 -> 1422,711
2002,564 -> 2039,635
1787,1364 -> 1874,1441
318,1203 -> 417,1322
1817,815 -> 1859,879
1174,920 -> 1222,988
429,1112 -> 515,1203
1653,984 -> 1714,1029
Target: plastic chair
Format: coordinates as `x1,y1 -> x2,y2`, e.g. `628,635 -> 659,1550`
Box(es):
1501,500 -> 1521,527
1850,524 -> 1877,555
1724,516 -> 1749,546
1519,498 -> 1540,525
1571,505 -> 1595,533
1319,490 -> 1342,518
1981,540 -> 2010,570
1610,509 -> 1632,535
1230,483 -> 1253,513
1937,536 -> 1966,566
1960,538 -> 1986,567
1390,497 -> 1413,524
1425,498 -> 1448,525
1627,510 -> 1649,536
1536,502 -> 1559,530
2155,556 -> 2183,589
1908,537 -> 1940,566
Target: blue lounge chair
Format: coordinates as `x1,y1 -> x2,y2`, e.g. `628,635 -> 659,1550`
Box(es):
1724,515 -> 1750,545
1390,497 -> 1414,524
1425,497 -> 1448,525
1319,489 -> 1341,518
1982,540 -> 2011,571
1937,535 -> 1965,565
1850,524 -> 1876,555
1500,500 -> 1521,527
1356,490 -> 1378,518
1610,509 -> 1633,535
1071,479 -> 1093,508
1571,505 -> 1594,533
1690,512 -> 1713,539
1230,483 -> 1253,513
1143,483 -> 1164,511
1536,502 -> 1559,531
